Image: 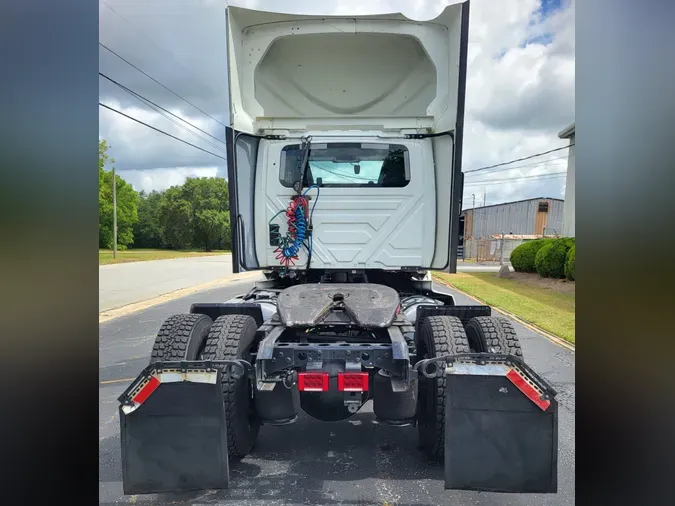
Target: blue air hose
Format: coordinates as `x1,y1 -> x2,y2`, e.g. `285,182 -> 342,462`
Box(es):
281,204 -> 306,259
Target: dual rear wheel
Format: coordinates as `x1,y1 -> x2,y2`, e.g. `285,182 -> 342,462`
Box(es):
416,315 -> 523,461
148,311 -> 523,463
149,313 -> 260,459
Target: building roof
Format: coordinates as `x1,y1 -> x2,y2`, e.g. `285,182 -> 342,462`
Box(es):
462,196 -> 563,213
558,122 -> 575,139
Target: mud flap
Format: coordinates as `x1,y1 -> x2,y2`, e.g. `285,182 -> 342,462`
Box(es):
118,361 -> 246,495
441,355 -> 558,493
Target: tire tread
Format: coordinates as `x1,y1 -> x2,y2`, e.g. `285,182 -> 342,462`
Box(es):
150,313 -> 212,363
202,314 -> 259,458
419,315 -> 470,461
466,316 -> 523,357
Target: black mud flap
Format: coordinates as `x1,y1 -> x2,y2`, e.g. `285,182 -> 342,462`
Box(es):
118,361 -> 247,495
442,355 -> 558,493
416,354 -> 558,493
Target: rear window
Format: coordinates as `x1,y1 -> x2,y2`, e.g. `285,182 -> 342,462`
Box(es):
279,142 -> 410,188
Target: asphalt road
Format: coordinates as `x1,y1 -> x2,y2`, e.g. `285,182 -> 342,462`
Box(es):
99,254 -> 233,312
99,255 -> 506,313
99,279 -> 574,506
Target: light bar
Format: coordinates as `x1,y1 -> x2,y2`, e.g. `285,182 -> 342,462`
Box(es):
337,373 -> 369,392
132,376 -> 160,405
506,369 -> 551,411
297,372 -> 330,392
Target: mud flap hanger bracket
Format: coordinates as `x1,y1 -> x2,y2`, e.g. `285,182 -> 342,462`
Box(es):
117,359 -> 254,407
413,353 -> 557,407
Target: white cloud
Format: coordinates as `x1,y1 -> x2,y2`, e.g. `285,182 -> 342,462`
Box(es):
121,166 -> 220,193
99,97 -> 227,173
99,0 -> 574,204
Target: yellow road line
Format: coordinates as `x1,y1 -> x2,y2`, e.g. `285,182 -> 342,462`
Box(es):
433,276 -> 575,352
100,377 -> 135,385
99,271 -> 262,324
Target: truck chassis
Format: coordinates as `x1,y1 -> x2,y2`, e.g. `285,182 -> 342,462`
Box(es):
118,272 -> 558,496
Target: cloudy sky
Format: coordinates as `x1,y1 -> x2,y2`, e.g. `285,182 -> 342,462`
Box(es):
98,0 -> 575,208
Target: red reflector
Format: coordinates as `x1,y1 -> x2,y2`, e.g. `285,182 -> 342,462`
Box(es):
132,376 -> 160,405
298,372 -> 329,392
337,373 -> 369,392
506,369 -> 550,411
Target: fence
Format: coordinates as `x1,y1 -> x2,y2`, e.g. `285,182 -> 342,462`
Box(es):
461,234 -> 561,263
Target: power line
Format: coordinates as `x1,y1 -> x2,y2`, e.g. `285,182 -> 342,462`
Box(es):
99,72 -> 226,152
464,145 -> 574,174
465,173 -> 566,186
99,0 -> 221,98
464,171 -> 566,186
463,155 -> 568,177
99,102 -> 227,161
99,42 -> 227,129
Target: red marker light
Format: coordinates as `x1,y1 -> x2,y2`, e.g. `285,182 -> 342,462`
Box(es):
506,369 -> 550,411
337,373 -> 369,392
298,372 -> 330,392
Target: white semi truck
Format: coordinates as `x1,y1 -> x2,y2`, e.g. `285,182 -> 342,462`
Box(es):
118,1 -> 559,495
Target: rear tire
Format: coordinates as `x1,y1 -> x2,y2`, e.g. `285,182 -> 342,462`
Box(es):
149,313 -> 213,364
416,315 -> 470,462
465,316 -> 523,358
202,314 -> 260,459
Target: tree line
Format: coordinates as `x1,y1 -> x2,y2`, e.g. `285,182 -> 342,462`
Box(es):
99,139 -> 232,251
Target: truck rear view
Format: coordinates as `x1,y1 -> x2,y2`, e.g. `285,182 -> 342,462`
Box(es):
117,1 -> 559,497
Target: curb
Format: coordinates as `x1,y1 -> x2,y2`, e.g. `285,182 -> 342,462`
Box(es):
432,276 -> 575,352
99,271 -> 263,324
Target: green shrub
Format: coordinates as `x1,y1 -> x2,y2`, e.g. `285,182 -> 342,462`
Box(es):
510,239 -> 553,273
561,237 -> 575,249
534,242 -> 554,277
565,244 -> 575,281
535,238 -> 573,278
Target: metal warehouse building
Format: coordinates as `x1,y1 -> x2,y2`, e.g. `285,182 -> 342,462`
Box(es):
459,197 -> 564,261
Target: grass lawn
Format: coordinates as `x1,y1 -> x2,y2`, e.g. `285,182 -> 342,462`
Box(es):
434,272 -> 575,344
99,249 -> 230,265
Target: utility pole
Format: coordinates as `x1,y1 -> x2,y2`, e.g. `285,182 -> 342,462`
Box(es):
471,194 -> 476,261
482,192 -> 487,262
113,166 -> 117,259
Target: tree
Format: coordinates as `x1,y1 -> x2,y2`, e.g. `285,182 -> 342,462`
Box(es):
156,177 -> 231,251
134,190 -> 164,248
194,209 -> 230,251
182,177 -> 230,251
98,139 -> 139,249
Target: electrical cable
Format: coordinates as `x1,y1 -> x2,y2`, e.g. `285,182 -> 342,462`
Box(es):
464,144 -> 574,174
463,156 -> 568,177
99,0 -> 223,102
99,42 -> 227,128
99,102 -> 227,161
463,171 -> 566,186
269,185 -> 320,269
99,72 -> 226,148
302,185 -> 320,270
273,197 -> 308,267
